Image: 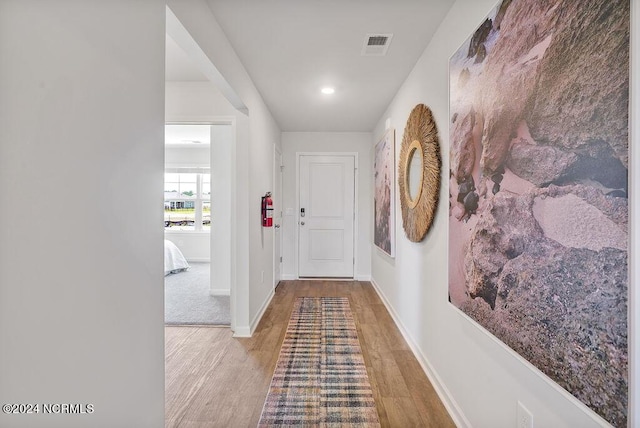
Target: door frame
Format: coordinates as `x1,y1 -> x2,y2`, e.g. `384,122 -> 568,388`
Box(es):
165,116 -> 237,332
273,144 -> 283,289
295,152 -> 359,279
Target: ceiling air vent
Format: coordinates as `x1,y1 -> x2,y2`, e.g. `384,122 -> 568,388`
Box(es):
361,33 -> 393,56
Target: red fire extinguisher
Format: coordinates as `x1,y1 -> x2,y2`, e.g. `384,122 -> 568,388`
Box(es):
261,192 -> 273,227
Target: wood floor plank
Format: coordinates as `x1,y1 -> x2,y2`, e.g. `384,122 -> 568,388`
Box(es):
393,350 -> 457,428
165,280 -> 454,427
165,329 -> 237,427
366,349 -> 412,399
381,397 -> 425,428
372,305 -> 411,352
366,365 -> 391,426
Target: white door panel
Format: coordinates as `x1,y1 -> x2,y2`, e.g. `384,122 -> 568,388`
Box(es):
310,164 -> 344,218
309,229 -> 344,260
299,155 -> 354,277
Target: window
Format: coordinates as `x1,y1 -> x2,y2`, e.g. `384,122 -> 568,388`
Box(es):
164,169 -> 210,231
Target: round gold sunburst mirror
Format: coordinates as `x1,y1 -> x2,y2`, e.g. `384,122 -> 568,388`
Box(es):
398,104 -> 441,242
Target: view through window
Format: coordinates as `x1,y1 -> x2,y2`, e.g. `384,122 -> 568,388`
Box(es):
164,171 -> 211,231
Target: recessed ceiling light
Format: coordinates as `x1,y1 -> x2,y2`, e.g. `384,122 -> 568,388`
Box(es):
321,87 -> 335,95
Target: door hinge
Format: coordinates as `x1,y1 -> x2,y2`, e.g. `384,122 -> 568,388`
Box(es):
280,256 -> 283,263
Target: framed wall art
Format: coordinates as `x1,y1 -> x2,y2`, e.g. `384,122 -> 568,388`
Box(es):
374,128 -> 395,257
448,1 -> 630,426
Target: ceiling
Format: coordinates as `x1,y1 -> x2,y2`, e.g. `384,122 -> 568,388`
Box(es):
166,0 -> 455,132
165,124 -> 211,146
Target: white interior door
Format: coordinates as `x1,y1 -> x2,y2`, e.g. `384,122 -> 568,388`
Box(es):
299,155 -> 355,277
273,146 -> 283,288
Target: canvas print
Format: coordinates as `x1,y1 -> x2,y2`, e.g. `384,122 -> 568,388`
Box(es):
374,129 -> 395,256
448,1 -> 629,426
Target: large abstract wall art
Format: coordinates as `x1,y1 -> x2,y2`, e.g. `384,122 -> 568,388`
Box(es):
448,1 -> 629,426
374,129 -> 395,256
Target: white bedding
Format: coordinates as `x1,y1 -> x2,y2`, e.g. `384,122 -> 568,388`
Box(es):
164,239 -> 190,276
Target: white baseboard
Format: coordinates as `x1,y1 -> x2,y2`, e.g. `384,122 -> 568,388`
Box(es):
232,287 -> 275,338
281,274 -> 371,281
233,326 -> 251,337
369,278 -> 470,428
210,289 -> 230,296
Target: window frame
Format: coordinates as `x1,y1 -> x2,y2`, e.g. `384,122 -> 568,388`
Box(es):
164,167 -> 211,232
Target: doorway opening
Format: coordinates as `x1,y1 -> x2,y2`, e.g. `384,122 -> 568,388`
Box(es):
164,123 -> 233,325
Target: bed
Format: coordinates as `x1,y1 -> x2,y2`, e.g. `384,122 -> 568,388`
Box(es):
164,239 -> 190,276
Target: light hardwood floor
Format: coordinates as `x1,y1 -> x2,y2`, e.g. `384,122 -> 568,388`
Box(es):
165,280 -> 455,427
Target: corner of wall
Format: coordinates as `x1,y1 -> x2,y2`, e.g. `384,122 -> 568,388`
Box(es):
238,287 -> 275,338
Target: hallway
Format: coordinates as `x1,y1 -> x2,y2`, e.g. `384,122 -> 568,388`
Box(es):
165,280 -> 455,427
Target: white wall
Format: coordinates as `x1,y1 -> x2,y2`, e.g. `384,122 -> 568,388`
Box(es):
165,232 -> 210,262
166,81 -> 238,119
210,124 -> 233,294
371,0 -> 637,427
166,2 -> 282,335
0,1 -> 165,427
281,132 -> 372,280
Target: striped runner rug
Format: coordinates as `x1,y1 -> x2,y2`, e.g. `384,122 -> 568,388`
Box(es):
258,297 -> 380,427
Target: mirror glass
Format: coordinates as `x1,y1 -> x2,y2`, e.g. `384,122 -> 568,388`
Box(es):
407,145 -> 423,202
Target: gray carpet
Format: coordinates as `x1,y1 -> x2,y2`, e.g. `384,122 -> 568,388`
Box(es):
164,262 -> 231,325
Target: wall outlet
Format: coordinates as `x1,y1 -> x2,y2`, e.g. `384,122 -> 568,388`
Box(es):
517,401 -> 533,428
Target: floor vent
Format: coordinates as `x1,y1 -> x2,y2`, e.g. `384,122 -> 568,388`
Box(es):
361,33 -> 393,56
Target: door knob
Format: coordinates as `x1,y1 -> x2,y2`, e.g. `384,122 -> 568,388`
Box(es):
300,221 -> 305,226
